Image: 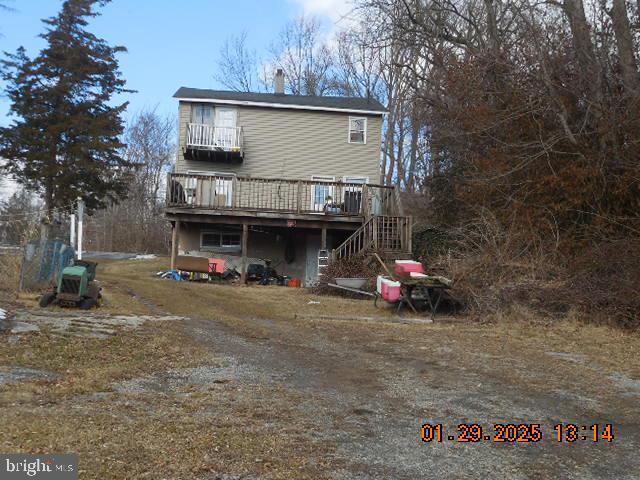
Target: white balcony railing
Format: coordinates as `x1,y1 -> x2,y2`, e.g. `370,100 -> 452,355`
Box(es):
186,123 -> 243,152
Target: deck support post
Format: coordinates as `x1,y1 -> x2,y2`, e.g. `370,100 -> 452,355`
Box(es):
321,227 -> 327,250
170,220 -> 181,270
240,222 -> 249,284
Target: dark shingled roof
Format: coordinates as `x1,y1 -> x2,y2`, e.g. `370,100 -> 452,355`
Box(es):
173,87 -> 387,114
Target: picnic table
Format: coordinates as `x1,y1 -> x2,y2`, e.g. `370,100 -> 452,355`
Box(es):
397,274 -> 452,319
372,254 -> 452,319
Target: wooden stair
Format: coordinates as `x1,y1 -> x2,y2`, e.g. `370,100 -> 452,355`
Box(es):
332,215 -> 412,260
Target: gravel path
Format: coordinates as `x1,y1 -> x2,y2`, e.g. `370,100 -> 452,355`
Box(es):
180,316 -> 640,479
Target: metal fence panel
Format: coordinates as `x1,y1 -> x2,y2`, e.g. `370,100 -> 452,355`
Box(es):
19,240 -> 76,291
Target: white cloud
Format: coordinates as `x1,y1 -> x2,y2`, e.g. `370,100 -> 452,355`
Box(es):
290,0 -> 356,25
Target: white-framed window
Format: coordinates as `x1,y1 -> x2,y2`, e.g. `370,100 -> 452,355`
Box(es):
311,175 -> 335,211
348,117 -> 367,144
200,230 -> 242,251
191,104 -> 214,125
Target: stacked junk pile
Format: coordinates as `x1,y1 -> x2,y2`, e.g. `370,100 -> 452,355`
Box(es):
158,255 -> 302,287
323,255 -> 454,318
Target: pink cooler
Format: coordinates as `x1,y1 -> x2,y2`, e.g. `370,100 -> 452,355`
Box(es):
394,260 -> 423,275
381,278 -> 401,302
376,275 -> 387,295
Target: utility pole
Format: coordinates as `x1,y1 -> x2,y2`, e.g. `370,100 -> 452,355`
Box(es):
70,213 -> 76,249
77,197 -> 84,260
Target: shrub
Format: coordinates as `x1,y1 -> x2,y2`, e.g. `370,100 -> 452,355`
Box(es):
567,239 -> 640,329
428,212 -> 639,329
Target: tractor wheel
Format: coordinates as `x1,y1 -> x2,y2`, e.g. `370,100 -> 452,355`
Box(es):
39,293 -> 56,308
79,297 -> 97,310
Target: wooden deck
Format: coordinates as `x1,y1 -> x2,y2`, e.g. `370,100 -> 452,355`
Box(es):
166,173 -> 402,220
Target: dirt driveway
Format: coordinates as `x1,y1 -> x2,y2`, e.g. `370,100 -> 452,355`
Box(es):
1,258 -> 639,479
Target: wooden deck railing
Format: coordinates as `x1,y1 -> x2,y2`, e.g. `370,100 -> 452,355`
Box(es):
166,173 -> 399,217
332,215 -> 412,259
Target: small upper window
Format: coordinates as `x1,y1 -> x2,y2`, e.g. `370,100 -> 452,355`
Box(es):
348,117 -> 367,144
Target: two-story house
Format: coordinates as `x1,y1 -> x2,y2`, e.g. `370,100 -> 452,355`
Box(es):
165,70 -> 412,285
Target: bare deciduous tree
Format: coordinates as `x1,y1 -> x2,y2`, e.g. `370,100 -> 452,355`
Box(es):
84,108 -> 175,253
214,31 -> 262,92
269,15 -> 335,96
609,0 -> 639,96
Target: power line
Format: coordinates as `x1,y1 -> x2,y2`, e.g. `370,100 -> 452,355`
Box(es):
0,201 -> 79,220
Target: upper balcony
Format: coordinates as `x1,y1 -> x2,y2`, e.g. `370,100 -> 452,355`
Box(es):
184,123 -> 244,163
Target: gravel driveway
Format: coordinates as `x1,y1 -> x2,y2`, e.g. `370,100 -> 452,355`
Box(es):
175,313 -> 640,479
34,258 -> 631,479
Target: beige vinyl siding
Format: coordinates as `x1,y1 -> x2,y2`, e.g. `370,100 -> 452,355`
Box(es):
175,102 -> 382,183
178,101 -> 190,152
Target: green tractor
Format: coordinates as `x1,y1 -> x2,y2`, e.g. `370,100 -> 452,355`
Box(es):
39,260 -> 102,310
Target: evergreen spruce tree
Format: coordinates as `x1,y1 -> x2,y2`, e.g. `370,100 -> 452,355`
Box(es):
0,0 -> 132,224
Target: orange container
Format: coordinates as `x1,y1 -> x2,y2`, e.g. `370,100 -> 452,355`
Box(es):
208,258 -> 226,274
288,278 -> 301,288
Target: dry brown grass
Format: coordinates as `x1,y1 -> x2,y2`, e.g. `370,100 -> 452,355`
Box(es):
1,384 -> 332,479
0,321 -> 210,398
2,257 -> 640,478
0,258 -> 351,478
100,258 -> 640,388
98,257 -> 395,326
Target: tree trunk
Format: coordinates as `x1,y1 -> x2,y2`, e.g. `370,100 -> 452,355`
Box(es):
484,0 -> 500,59
382,101 -> 395,184
562,0 -> 603,104
430,128 -> 441,178
40,173 -> 54,244
610,0 -> 639,95
393,120 -> 406,188
407,114 -> 420,192
384,109 -> 398,185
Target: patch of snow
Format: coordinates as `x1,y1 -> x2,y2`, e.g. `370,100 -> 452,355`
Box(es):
545,351 -> 588,364
11,322 -> 39,334
609,372 -> 640,397
134,254 -> 157,260
0,308 -> 6,320
9,311 -> 188,338
0,366 -> 57,384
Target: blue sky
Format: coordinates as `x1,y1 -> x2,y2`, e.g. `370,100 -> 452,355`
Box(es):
0,0 -> 346,127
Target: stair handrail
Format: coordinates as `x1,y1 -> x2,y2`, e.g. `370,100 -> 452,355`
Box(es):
332,215 -> 376,260
332,215 -> 413,261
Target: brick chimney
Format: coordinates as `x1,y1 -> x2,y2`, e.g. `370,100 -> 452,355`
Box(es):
274,69 -> 285,95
